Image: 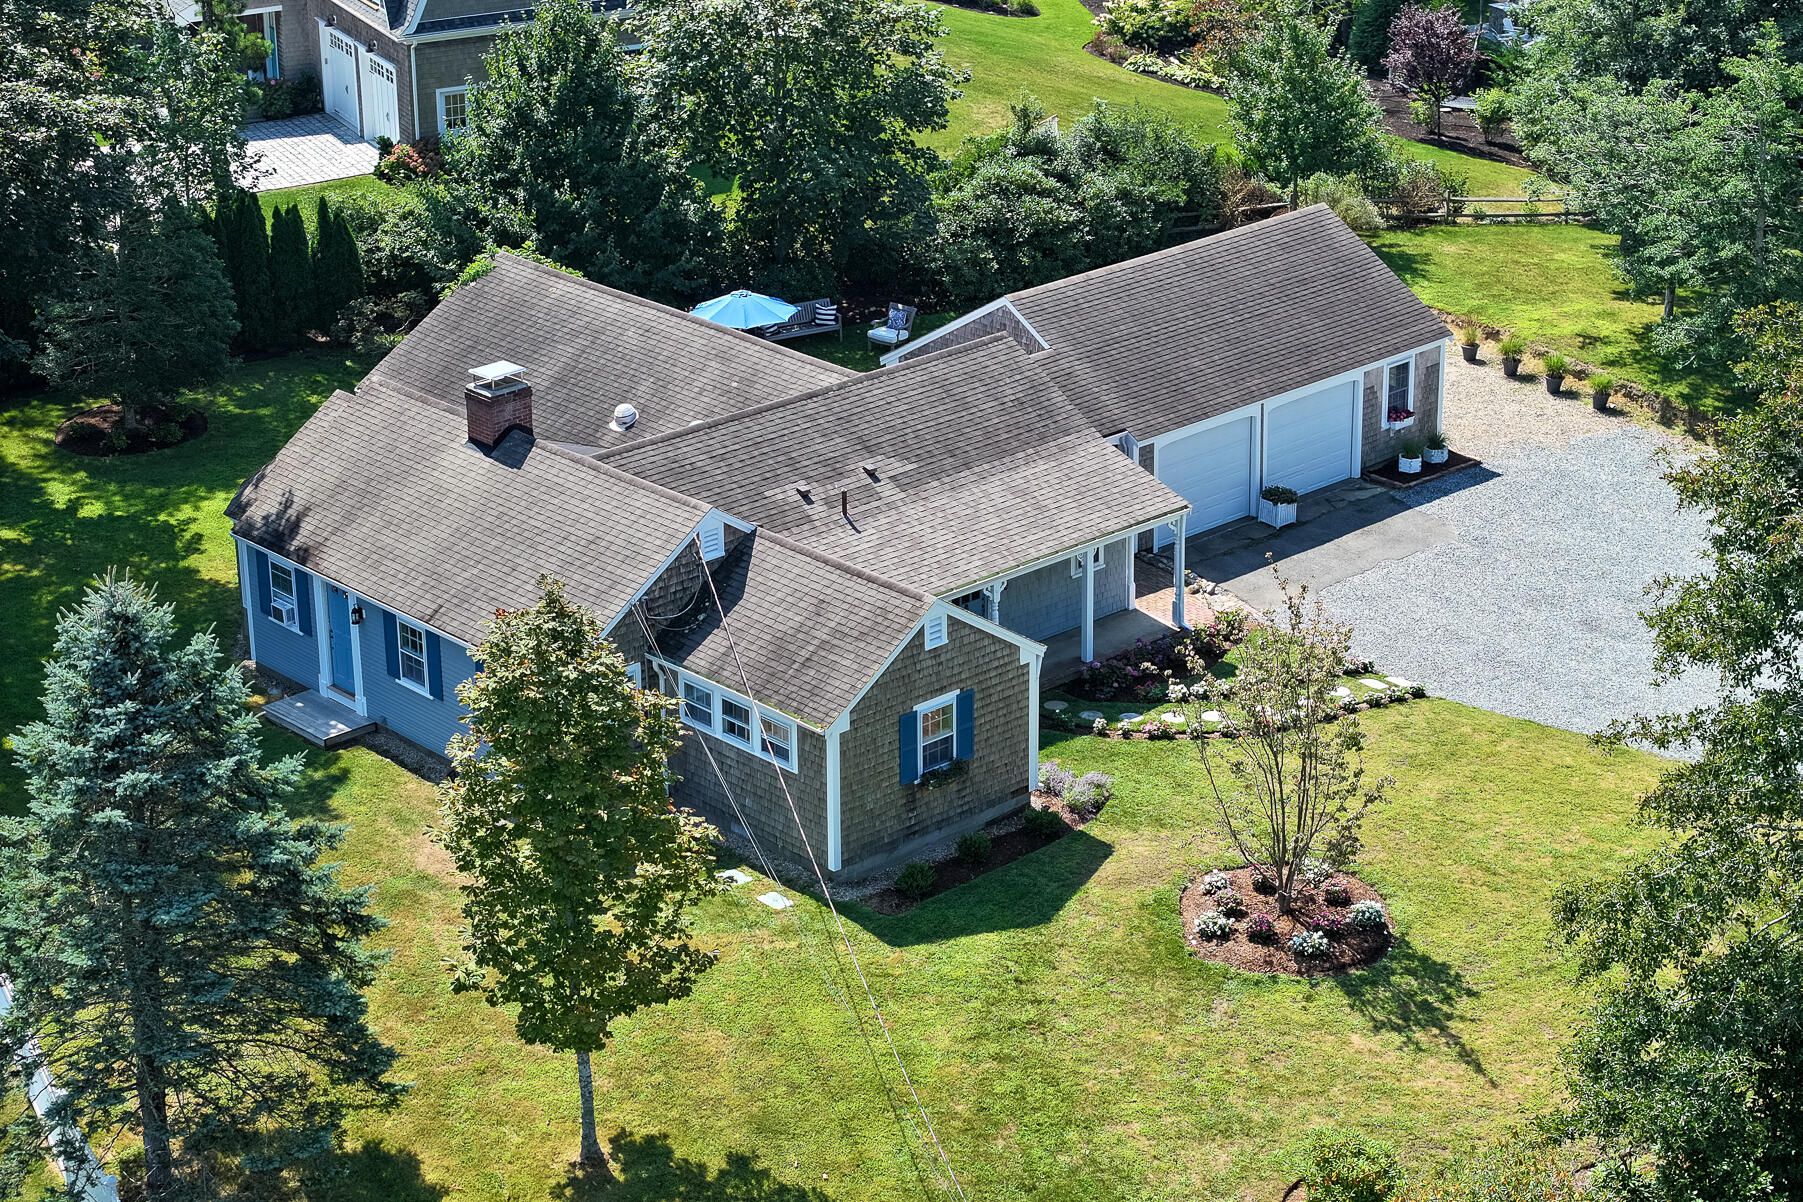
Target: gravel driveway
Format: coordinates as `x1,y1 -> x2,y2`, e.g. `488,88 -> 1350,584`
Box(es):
1206,349 -> 1718,739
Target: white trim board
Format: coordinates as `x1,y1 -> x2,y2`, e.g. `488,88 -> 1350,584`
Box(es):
876,298 -> 1048,368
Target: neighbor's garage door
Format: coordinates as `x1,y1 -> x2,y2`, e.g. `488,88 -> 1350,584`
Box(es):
1264,381 -> 1358,497
1155,413 -> 1256,545
320,24 -> 361,134
362,52 -> 400,146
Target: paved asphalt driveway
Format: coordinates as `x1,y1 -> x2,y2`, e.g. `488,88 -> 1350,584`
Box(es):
1191,353 -> 1717,739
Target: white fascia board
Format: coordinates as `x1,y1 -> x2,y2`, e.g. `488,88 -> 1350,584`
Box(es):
875,298 -> 1048,368
935,510 -> 1189,598
600,507 -> 745,637
231,533 -> 472,652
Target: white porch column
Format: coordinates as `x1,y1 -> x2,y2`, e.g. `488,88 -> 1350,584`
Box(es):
1080,547 -> 1096,663
1171,514 -> 1188,629
986,580 -> 1005,627
1025,646 -> 1042,786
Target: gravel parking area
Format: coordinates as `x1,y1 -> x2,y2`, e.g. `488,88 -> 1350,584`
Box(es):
1318,350 -> 1718,740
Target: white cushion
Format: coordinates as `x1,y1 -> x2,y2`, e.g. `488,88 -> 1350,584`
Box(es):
868,328 -> 908,346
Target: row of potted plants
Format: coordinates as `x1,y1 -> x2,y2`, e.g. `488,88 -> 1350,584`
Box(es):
1458,325 -> 1616,412
1395,432 -> 1449,474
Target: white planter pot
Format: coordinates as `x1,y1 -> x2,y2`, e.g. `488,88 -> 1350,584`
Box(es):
1258,499 -> 1297,528
1424,445 -> 1449,464
1398,455 -> 1422,475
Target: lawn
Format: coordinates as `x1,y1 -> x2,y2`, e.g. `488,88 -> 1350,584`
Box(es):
3,353 -> 1667,1200
1367,223 -> 1737,412
259,175 -> 393,230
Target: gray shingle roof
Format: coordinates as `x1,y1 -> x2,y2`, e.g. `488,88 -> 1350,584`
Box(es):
598,336 -> 1190,595
642,531 -> 932,727
362,253 -> 853,449
930,205 -> 1449,439
226,384 -> 712,644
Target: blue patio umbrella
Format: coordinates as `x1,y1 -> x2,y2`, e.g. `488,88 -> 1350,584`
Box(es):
691,290 -> 799,329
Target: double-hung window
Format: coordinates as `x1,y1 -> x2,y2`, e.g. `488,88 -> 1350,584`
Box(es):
920,699 -> 956,773
437,87 -> 469,135
682,680 -> 714,729
268,562 -> 299,629
397,621 -> 428,690
1385,360 -> 1414,427
721,697 -> 754,743
759,716 -> 792,765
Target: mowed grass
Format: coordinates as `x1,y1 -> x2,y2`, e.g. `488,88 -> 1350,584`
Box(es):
283,701 -> 1663,1201
258,175 -> 394,230
1367,223 -> 1738,411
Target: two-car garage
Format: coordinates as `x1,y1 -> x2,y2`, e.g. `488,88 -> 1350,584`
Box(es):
1151,378 -> 1361,546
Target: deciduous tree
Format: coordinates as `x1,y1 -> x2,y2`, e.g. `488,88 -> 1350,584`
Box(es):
0,573 -> 400,1199
1225,8 -> 1390,205
436,577 -> 721,1174
1382,5 -> 1476,138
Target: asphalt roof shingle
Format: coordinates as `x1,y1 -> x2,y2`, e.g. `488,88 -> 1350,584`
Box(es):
363,252 -> 853,449
961,205 -> 1450,439
598,336 -> 1189,595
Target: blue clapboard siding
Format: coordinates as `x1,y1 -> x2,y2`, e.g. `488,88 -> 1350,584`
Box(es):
997,536 -> 1132,642
357,604 -> 476,755
249,597 -> 320,688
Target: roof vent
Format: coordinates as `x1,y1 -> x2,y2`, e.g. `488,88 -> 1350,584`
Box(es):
796,482 -> 814,503
464,360 -> 533,452
610,403 -> 638,432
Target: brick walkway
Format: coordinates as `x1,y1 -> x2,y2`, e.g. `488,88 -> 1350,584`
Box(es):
241,113 -> 378,193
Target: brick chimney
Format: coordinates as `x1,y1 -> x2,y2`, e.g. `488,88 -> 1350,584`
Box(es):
464,361 -> 533,452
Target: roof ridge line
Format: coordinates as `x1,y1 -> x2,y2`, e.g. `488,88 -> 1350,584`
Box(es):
492,252 -> 858,378
1008,204 -> 1333,304
590,332 -> 1024,462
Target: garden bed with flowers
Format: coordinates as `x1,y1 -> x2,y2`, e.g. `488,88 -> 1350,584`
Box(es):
1180,865 -> 1391,977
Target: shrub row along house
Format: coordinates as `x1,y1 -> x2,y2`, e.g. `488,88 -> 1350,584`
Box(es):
228,205 -> 1448,878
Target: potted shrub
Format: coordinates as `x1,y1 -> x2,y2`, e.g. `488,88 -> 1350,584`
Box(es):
1397,435 -> 1425,475
1457,324 -> 1480,363
1542,353 -> 1568,394
1588,373 -> 1615,413
1258,484 -> 1299,529
1498,335 -> 1526,377
1424,431 -> 1449,464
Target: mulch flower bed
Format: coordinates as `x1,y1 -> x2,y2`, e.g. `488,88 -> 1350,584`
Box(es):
55,403 -> 206,456
1180,866 -> 1391,977
1371,81 -> 1526,169
1365,450 -> 1482,489
860,794 -> 1093,916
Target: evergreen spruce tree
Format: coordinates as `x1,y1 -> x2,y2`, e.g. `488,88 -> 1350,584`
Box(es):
0,573 -> 401,1200
1348,0 -> 1404,74
266,204 -> 315,345
223,189 -> 274,350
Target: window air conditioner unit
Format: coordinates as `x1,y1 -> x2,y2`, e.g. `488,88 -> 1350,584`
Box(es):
270,600 -> 295,626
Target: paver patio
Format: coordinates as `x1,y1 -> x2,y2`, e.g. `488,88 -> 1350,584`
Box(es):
240,113 -> 378,192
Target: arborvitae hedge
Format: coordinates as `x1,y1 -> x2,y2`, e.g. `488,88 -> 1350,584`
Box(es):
266,204 -> 315,345
312,197 -> 366,335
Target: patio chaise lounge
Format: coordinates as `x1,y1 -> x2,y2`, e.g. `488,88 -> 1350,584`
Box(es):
760,299 -> 843,341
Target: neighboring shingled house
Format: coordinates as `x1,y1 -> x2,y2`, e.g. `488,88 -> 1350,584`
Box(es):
228,254 -> 1191,880
882,204 -> 1451,548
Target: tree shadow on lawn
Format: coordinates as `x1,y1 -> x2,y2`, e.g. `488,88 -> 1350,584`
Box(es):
307,1138 -> 446,1202
556,1132 -> 833,1202
1325,934 -> 1494,1083
841,828 -> 1115,949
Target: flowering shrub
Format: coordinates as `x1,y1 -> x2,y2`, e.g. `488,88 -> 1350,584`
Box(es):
1200,868 -> 1231,894
1140,720 -> 1178,740
1247,914 -> 1277,943
1091,717 -> 1109,736
1069,613 -> 1247,701
374,138 -> 444,183
1344,657 -> 1375,675
1312,912 -> 1349,939
1300,857 -> 1337,889
1065,771 -> 1115,813
1348,899 -> 1387,931
1302,1129 -> 1403,1202
1324,879 -> 1352,906
1213,886 -> 1247,917
1290,929 -> 1330,957
1195,909 -> 1234,939
1037,761 -> 1075,797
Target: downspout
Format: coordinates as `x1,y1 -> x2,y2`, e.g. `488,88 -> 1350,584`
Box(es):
825,711 -> 848,872
409,42 -> 420,140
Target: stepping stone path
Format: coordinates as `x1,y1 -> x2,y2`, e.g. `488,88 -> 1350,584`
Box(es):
717,869 -> 753,886
1119,712 -> 1142,724
1332,686 -> 1353,698
1198,710 -> 1223,723
1079,711 -> 1104,722
756,891 -> 795,911
1359,679 -> 1386,689
1044,700 -> 1068,712
1385,677 -> 1415,688
1163,712 -> 1185,723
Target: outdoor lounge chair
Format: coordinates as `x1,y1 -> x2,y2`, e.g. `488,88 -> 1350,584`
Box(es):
867,303 -> 917,350
761,299 -> 843,341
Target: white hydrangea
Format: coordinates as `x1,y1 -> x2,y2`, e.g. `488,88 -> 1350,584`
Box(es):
1195,910 -> 1234,939
1348,899 -> 1387,931
1201,869 -> 1231,894
1289,930 -> 1330,958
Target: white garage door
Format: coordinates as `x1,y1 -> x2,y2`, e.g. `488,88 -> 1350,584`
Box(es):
1264,381 -> 1358,497
362,52 -> 400,145
320,24 -> 360,133
1155,414 -> 1256,545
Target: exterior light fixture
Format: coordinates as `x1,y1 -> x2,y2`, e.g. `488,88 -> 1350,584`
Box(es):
349,604 -> 364,626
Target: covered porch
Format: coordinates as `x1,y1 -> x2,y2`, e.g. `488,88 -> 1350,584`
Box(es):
1041,606 -> 1180,689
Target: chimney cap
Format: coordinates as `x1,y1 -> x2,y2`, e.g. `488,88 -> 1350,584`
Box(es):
609,403 -> 639,431
470,359 -> 527,380
468,361 -> 528,394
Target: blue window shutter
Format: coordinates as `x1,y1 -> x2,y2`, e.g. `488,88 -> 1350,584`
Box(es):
253,549 -> 271,617
954,688 -> 975,761
382,610 -> 400,679
294,570 -> 314,636
426,632 -> 444,700
898,711 -> 919,785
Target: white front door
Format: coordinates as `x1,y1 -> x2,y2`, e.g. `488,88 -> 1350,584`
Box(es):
319,23 -> 361,133
1264,380 -> 1360,498
362,51 -> 400,145
1154,413 -> 1258,546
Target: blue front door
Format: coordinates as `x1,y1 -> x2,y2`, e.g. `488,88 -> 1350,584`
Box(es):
327,587 -> 356,694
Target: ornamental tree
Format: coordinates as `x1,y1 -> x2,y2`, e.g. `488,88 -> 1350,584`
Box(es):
436,577 -> 721,1174
1195,573 -> 1388,915
1225,8 -> 1391,206
1382,5 -> 1476,138
0,572 -> 400,1199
